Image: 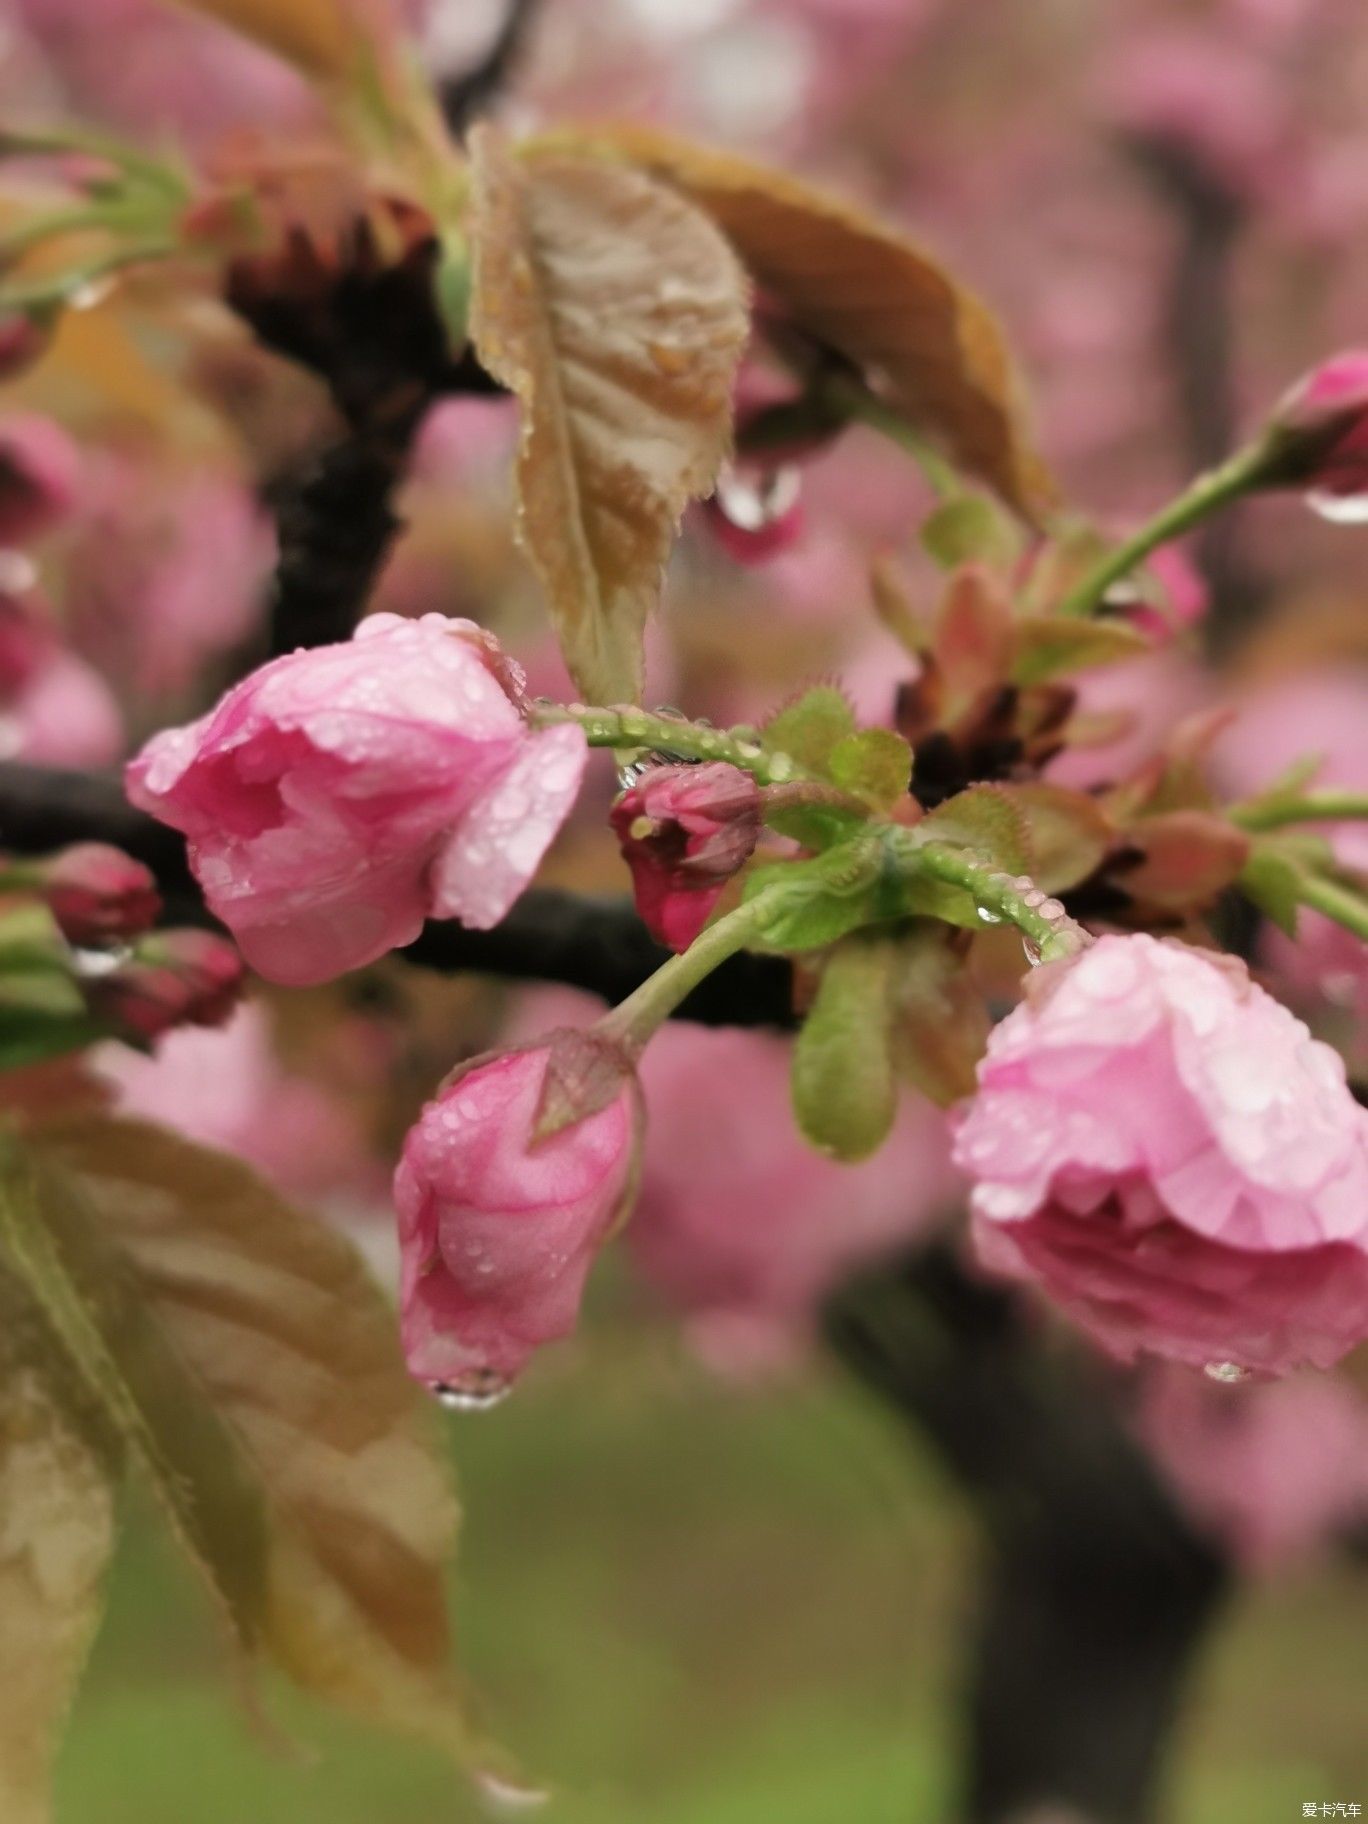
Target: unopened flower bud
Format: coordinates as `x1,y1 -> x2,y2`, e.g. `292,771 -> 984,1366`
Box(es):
37,843 -> 161,945
610,762 -> 763,952
86,928 -> 245,1040
1260,351 -> 1368,497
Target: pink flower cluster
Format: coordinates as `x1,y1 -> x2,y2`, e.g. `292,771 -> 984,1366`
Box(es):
126,613 -> 587,985
954,935 -> 1368,1375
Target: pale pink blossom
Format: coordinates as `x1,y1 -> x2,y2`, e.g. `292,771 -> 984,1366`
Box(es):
0,414 -> 81,546
1137,1365 -> 1368,1571
395,1039 -> 639,1392
126,613 -> 587,985
93,1002 -> 372,1200
955,934 -> 1368,1375
0,596 -> 122,767
631,1019 -> 961,1367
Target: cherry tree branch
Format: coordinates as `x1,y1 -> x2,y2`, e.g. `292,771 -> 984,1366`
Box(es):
824,1248 -> 1230,1824
0,761 -> 796,1027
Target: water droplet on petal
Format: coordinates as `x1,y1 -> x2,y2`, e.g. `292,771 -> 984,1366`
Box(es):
714,462 -> 802,533
1306,486 -> 1368,525
428,1368 -> 513,1412
1202,1360 -> 1251,1385
475,1770 -> 552,1814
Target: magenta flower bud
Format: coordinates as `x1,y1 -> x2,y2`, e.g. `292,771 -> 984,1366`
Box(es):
0,414 -> 81,546
395,1033 -> 642,1400
954,935 -> 1368,1377
37,843 -> 161,945
126,613 -> 588,986
87,928 -> 246,1040
610,762 -> 763,953
1264,350 -> 1368,498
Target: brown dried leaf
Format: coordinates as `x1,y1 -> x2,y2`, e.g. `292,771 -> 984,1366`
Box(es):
0,1272 -> 116,1824
4,1119 -> 492,1778
555,124 -> 1054,519
469,126 -> 749,704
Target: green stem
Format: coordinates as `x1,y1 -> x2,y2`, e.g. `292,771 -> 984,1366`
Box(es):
529,703 -> 819,787
0,240 -> 179,313
1299,873 -> 1368,942
817,372 -> 959,496
1230,791 -> 1368,832
913,841 -> 1092,961
1053,442 -> 1271,618
595,895 -> 772,1054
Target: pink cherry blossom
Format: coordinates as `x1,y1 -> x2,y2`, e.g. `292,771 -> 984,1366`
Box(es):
395,1039 -> 639,1394
93,1002 -> 375,1201
631,1018 -> 961,1369
610,762 -> 762,952
0,414 -> 81,547
126,613 -> 587,986
1136,1364 -> 1368,1571
0,595 -> 122,767
954,934 -> 1368,1375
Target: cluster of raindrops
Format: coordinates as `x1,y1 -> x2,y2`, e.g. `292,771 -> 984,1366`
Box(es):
427,1366 -> 513,1413
975,871 -> 1092,965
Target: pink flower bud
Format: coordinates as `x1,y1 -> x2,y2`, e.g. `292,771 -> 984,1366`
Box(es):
0,414 -> 81,546
703,464 -> 806,565
610,762 -> 762,952
1265,350 -> 1368,497
86,929 -> 245,1040
954,935 -> 1368,1377
37,843 -> 161,945
395,1034 -> 642,1398
125,613 -> 588,985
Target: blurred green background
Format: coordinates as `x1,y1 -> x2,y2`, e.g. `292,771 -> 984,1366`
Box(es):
57,1329 -> 1367,1824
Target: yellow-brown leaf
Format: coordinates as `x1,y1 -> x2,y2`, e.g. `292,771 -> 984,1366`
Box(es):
0,1272 -> 116,1824
557,124 -> 1054,520
8,1119 -> 493,1777
167,0 -> 363,79
469,125 -> 749,704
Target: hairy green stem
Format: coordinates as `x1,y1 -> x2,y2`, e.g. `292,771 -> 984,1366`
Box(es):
595,894 -> 773,1053
1231,791 -> 1368,832
1053,442 -> 1272,618
913,842 -> 1092,961
528,703 -> 819,787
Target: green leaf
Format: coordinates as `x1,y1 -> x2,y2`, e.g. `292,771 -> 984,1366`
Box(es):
888,923 -> 988,1107
920,495 -> 1017,570
1011,615 -> 1150,686
792,936 -> 898,1161
1001,782 -> 1113,892
1239,844 -> 1306,937
828,729 -> 913,811
744,838 -> 895,951
0,1121 -> 499,1785
761,686 -> 858,774
0,1267 -> 117,1824
916,784 -> 1030,876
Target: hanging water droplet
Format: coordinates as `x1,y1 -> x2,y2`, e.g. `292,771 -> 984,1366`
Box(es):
428,1368 -> 513,1412
713,462 -> 803,533
1202,1360 -> 1251,1385
475,1769 -> 552,1814
1021,934 -> 1043,967
1100,576 -> 1143,610
70,942 -> 133,979
70,277 -> 114,311
975,906 -> 1003,926
1305,486 -> 1368,525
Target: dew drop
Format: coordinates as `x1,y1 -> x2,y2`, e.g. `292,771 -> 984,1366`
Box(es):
1306,486 -> 1368,525
1100,577 -> 1143,610
975,906 -> 1003,926
428,1368 -> 513,1412
1202,1360 -> 1251,1385
1021,934 -> 1043,967
713,462 -> 802,534
475,1769 -> 551,1814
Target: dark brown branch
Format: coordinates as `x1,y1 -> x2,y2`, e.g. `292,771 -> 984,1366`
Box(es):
0,762 -> 795,1027
440,0 -> 546,136
824,1249 -> 1229,1824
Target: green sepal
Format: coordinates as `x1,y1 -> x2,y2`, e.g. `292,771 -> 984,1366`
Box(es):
828,728 -> 913,810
